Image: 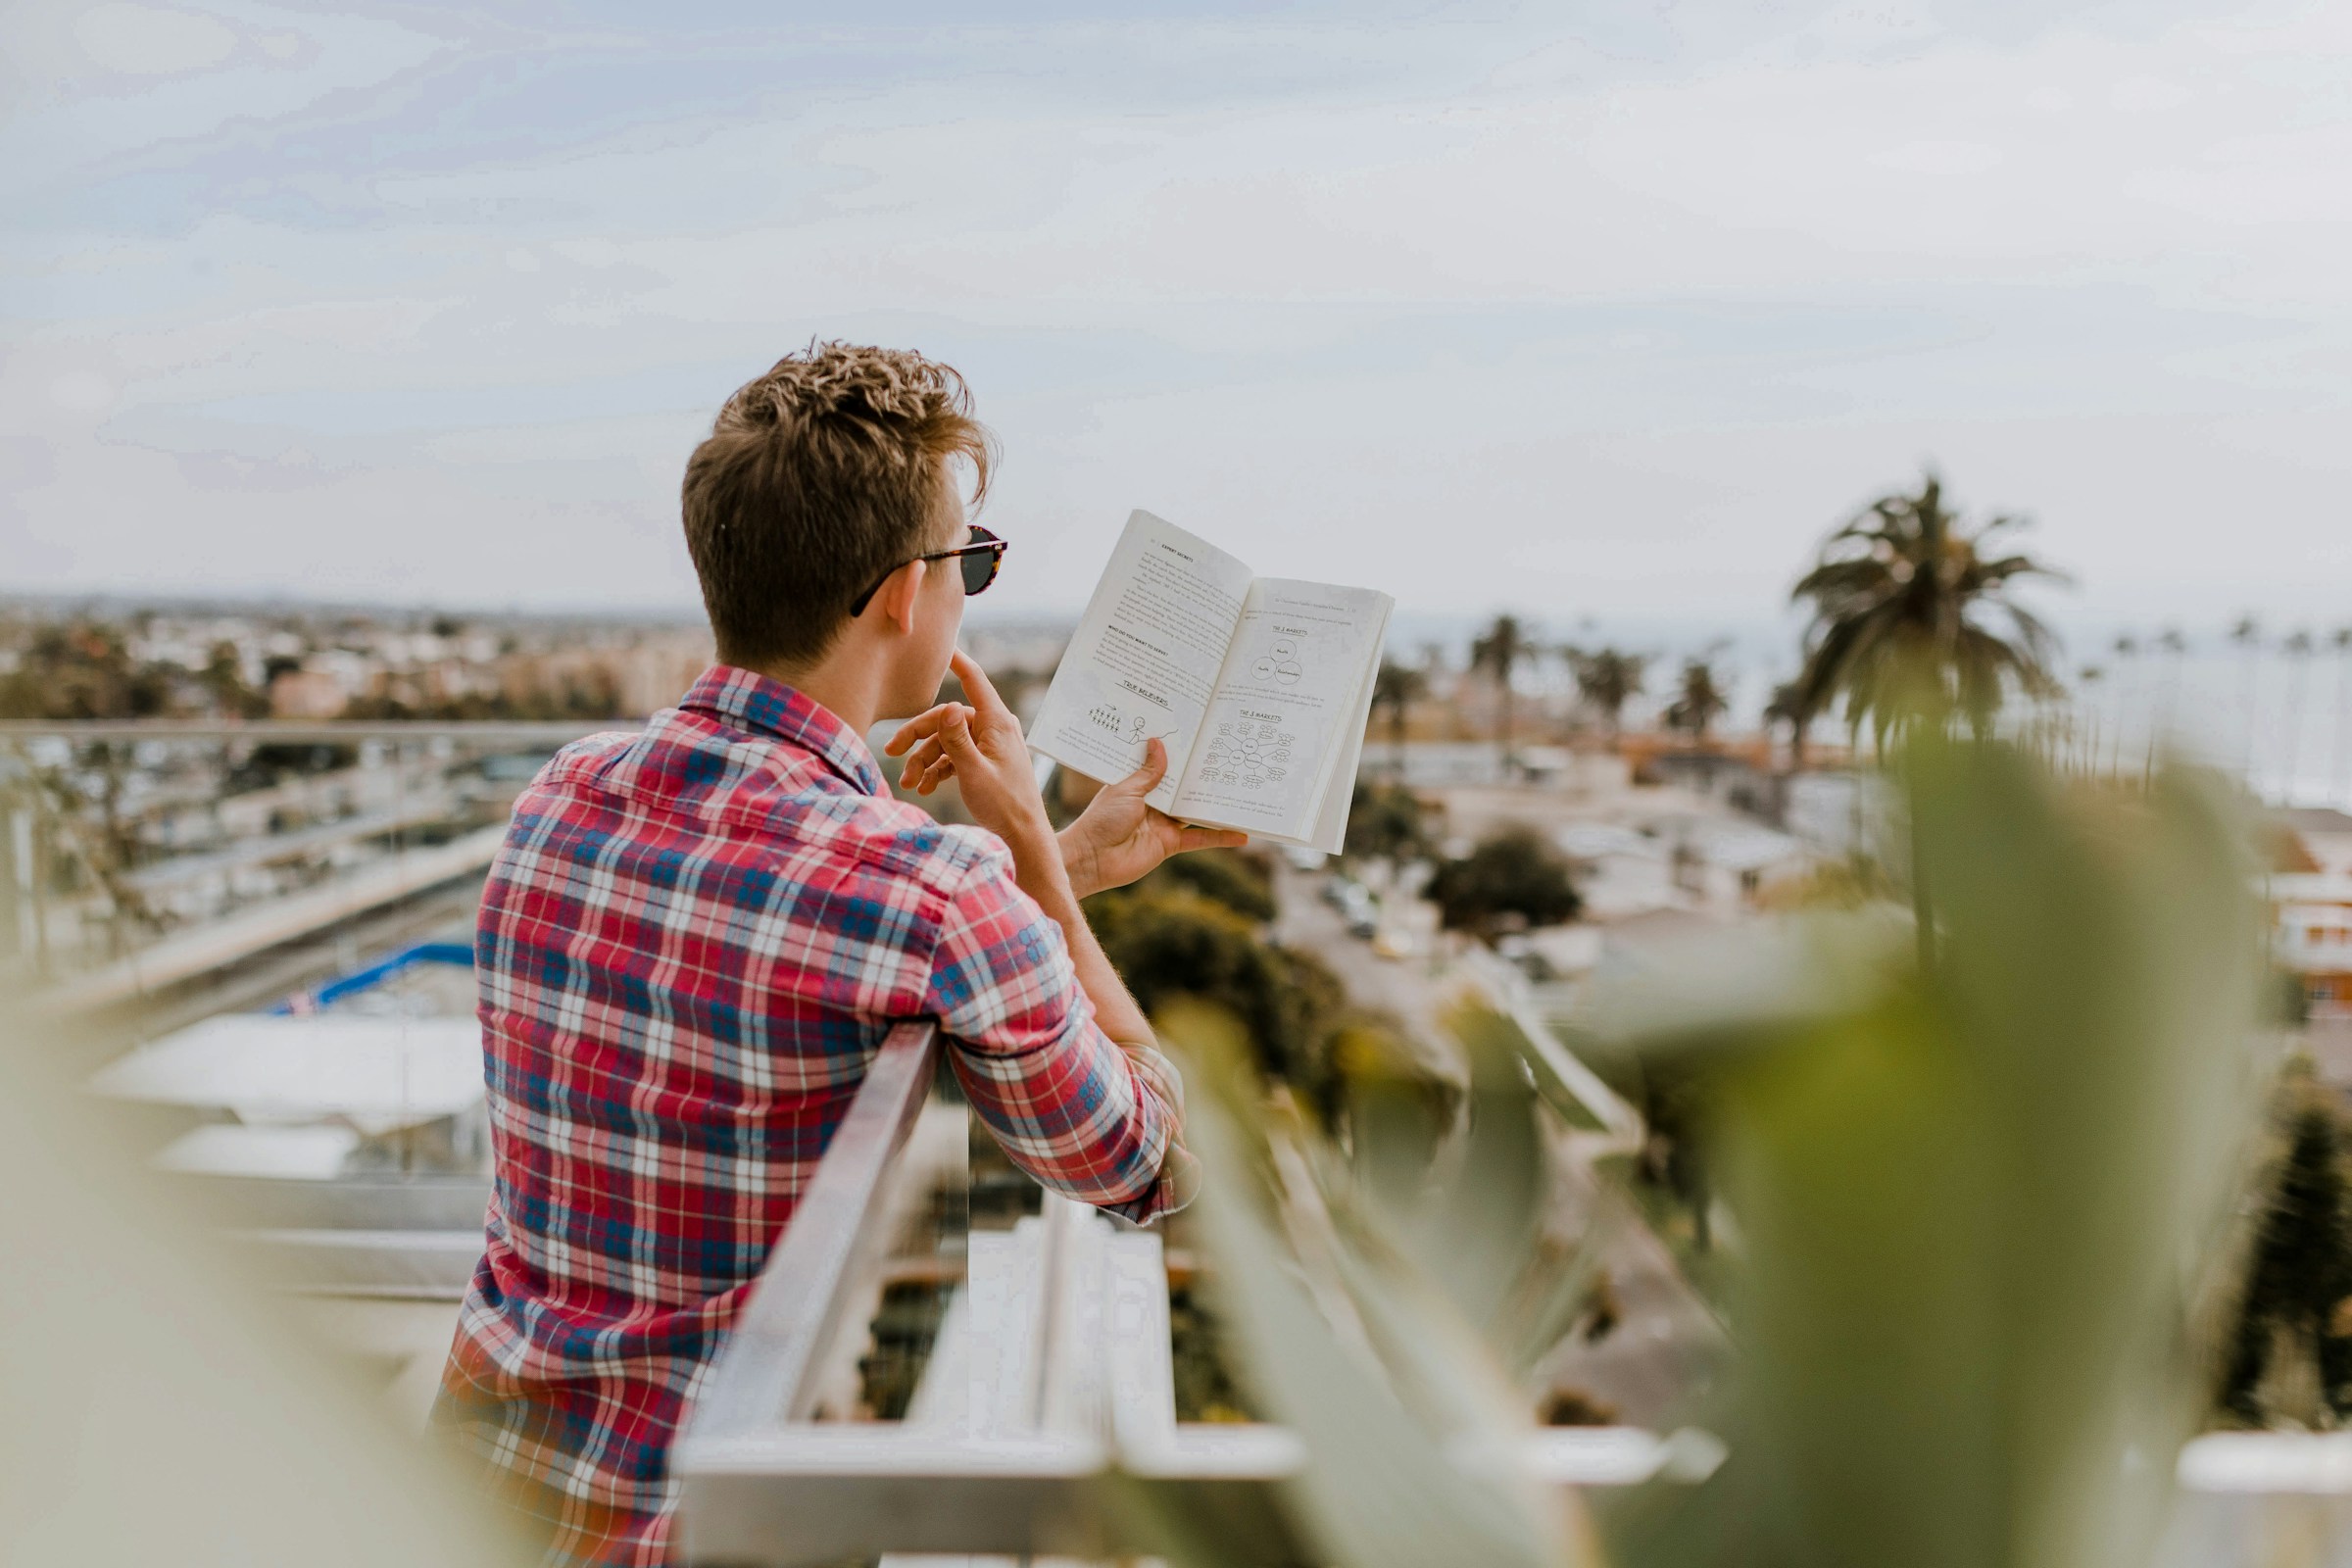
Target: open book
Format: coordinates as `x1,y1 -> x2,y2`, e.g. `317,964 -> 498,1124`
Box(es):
1028,511 -> 1394,854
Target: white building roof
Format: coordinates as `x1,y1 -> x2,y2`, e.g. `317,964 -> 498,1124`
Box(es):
91,1015 -> 484,1134
154,1123 -> 362,1180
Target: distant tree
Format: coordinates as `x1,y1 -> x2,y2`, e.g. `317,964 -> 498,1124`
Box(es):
200,640 -> 267,720
2077,664 -> 2107,775
2284,629 -> 2317,797
1469,615 -> 1537,775
1570,648 -> 1647,743
1763,680 -> 1815,768
0,622 -> 171,720
1427,824 -> 1581,939
1790,470 -> 2066,746
2106,633 -> 2141,778
2153,626 -> 2191,758
1371,660 -> 1429,772
227,742 -> 360,794
2334,627 -> 2352,802
2222,1080 -> 2352,1426
1084,886 -> 1344,1098
1664,657 -> 1729,742
2231,615 -> 2265,773
1345,782 -> 1434,865
1142,847 -> 1278,924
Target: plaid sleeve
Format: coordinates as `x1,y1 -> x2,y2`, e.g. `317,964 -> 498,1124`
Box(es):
924,841 -> 1194,1223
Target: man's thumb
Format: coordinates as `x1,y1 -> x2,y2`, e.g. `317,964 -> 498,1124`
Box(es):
1118,736 -> 1168,794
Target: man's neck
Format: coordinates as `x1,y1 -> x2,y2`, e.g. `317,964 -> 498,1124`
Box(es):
743,647 -> 884,736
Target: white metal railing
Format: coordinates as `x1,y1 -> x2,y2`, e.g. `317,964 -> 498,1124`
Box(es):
673,1020 -> 1711,1566
671,1021 -> 2352,1567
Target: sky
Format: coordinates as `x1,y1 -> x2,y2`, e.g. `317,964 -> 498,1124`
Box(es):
4,0 -> 2350,656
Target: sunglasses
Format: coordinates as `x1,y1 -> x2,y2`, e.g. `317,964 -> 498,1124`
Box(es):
848,524 -> 1007,616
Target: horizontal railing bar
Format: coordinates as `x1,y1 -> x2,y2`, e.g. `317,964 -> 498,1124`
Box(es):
181,1173 -> 493,1231
0,719 -> 627,743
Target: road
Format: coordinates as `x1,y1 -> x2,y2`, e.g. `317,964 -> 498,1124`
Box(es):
1269,858 -> 1729,1429
1269,860 -> 1461,1085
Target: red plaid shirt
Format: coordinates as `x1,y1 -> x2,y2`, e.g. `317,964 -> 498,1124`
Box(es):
433,665 -> 1188,1566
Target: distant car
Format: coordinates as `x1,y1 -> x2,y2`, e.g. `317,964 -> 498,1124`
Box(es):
1348,910 -> 1380,941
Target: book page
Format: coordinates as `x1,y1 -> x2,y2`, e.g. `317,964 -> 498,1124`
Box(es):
1027,511 -> 1255,812
1303,649 -> 1383,855
1168,579 -> 1394,842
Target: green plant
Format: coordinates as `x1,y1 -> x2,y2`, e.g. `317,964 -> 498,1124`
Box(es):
1428,824 -> 1582,938
1130,1000 -> 1608,1568
1132,738 -> 2268,1568
1085,884 -> 1342,1099
1372,660 -> 1429,769
2219,1068 -> 2352,1427
1598,739 -> 2263,1568
1151,846 -> 1279,923
1345,782 -> 1434,865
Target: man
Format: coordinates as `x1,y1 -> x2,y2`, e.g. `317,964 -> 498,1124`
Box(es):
433,342 -> 1243,1566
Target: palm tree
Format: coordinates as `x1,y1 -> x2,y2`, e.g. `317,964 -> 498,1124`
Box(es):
1468,614 -> 1536,777
2108,633 -> 2139,779
1370,659 -> 1427,776
2151,627 -> 2189,777
2077,664 -> 2106,777
1763,680 -> 1815,769
1664,657 -> 1729,742
1790,471 -> 2067,747
2284,629 -> 2316,804
2333,628 -> 2352,806
2230,615 -> 2264,780
1570,647 -> 1648,745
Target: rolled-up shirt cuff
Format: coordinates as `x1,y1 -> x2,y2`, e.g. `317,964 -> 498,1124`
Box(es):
1100,1140 -> 1200,1225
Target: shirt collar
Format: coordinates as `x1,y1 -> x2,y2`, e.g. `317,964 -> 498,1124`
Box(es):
676,664 -> 889,798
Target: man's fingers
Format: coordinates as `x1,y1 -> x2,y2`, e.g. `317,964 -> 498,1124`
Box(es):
898,739 -> 946,780
886,704 -> 965,756
949,650 -> 1008,720
1176,823 -> 1250,852
1109,736 -> 1168,797
915,755 -> 957,795
938,703 -> 986,765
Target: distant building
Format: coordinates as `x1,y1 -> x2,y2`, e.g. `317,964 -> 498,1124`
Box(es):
2270,808 -> 2352,1017
269,667 -> 348,719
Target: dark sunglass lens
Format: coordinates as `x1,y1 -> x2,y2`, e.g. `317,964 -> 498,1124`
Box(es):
961,548 -> 999,596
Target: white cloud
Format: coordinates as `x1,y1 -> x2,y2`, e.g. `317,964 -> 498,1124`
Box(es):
73,4 -> 237,76
3,0 -> 2350,630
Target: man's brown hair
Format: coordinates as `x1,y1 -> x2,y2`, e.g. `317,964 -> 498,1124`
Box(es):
682,341 -> 994,667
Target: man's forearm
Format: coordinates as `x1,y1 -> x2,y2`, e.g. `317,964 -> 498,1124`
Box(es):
999,820 -> 1156,1048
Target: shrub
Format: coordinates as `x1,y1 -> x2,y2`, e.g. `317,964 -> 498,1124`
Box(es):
1149,848 -> 1278,924
1085,886 -> 1338,1094
1426,824 -> 1581,937
1345,782 -> 1434,864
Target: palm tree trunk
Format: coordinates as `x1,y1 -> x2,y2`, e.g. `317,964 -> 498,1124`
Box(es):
1498,684 -> 1515,781
2241,648 -> 2264,787
2336,649 -> 2352,808
2286,657 -> 2311,805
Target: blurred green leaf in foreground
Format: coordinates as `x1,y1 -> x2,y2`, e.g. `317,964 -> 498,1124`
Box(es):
1148,734 -> 2269,1568
1601,737 -> 2267,1568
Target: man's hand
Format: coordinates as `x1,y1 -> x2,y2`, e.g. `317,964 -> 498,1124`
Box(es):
886,651 -> 1054,849
1059,737 -> 1249,901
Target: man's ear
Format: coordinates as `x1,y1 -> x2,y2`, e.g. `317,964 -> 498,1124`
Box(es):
875,558 -> 927,635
